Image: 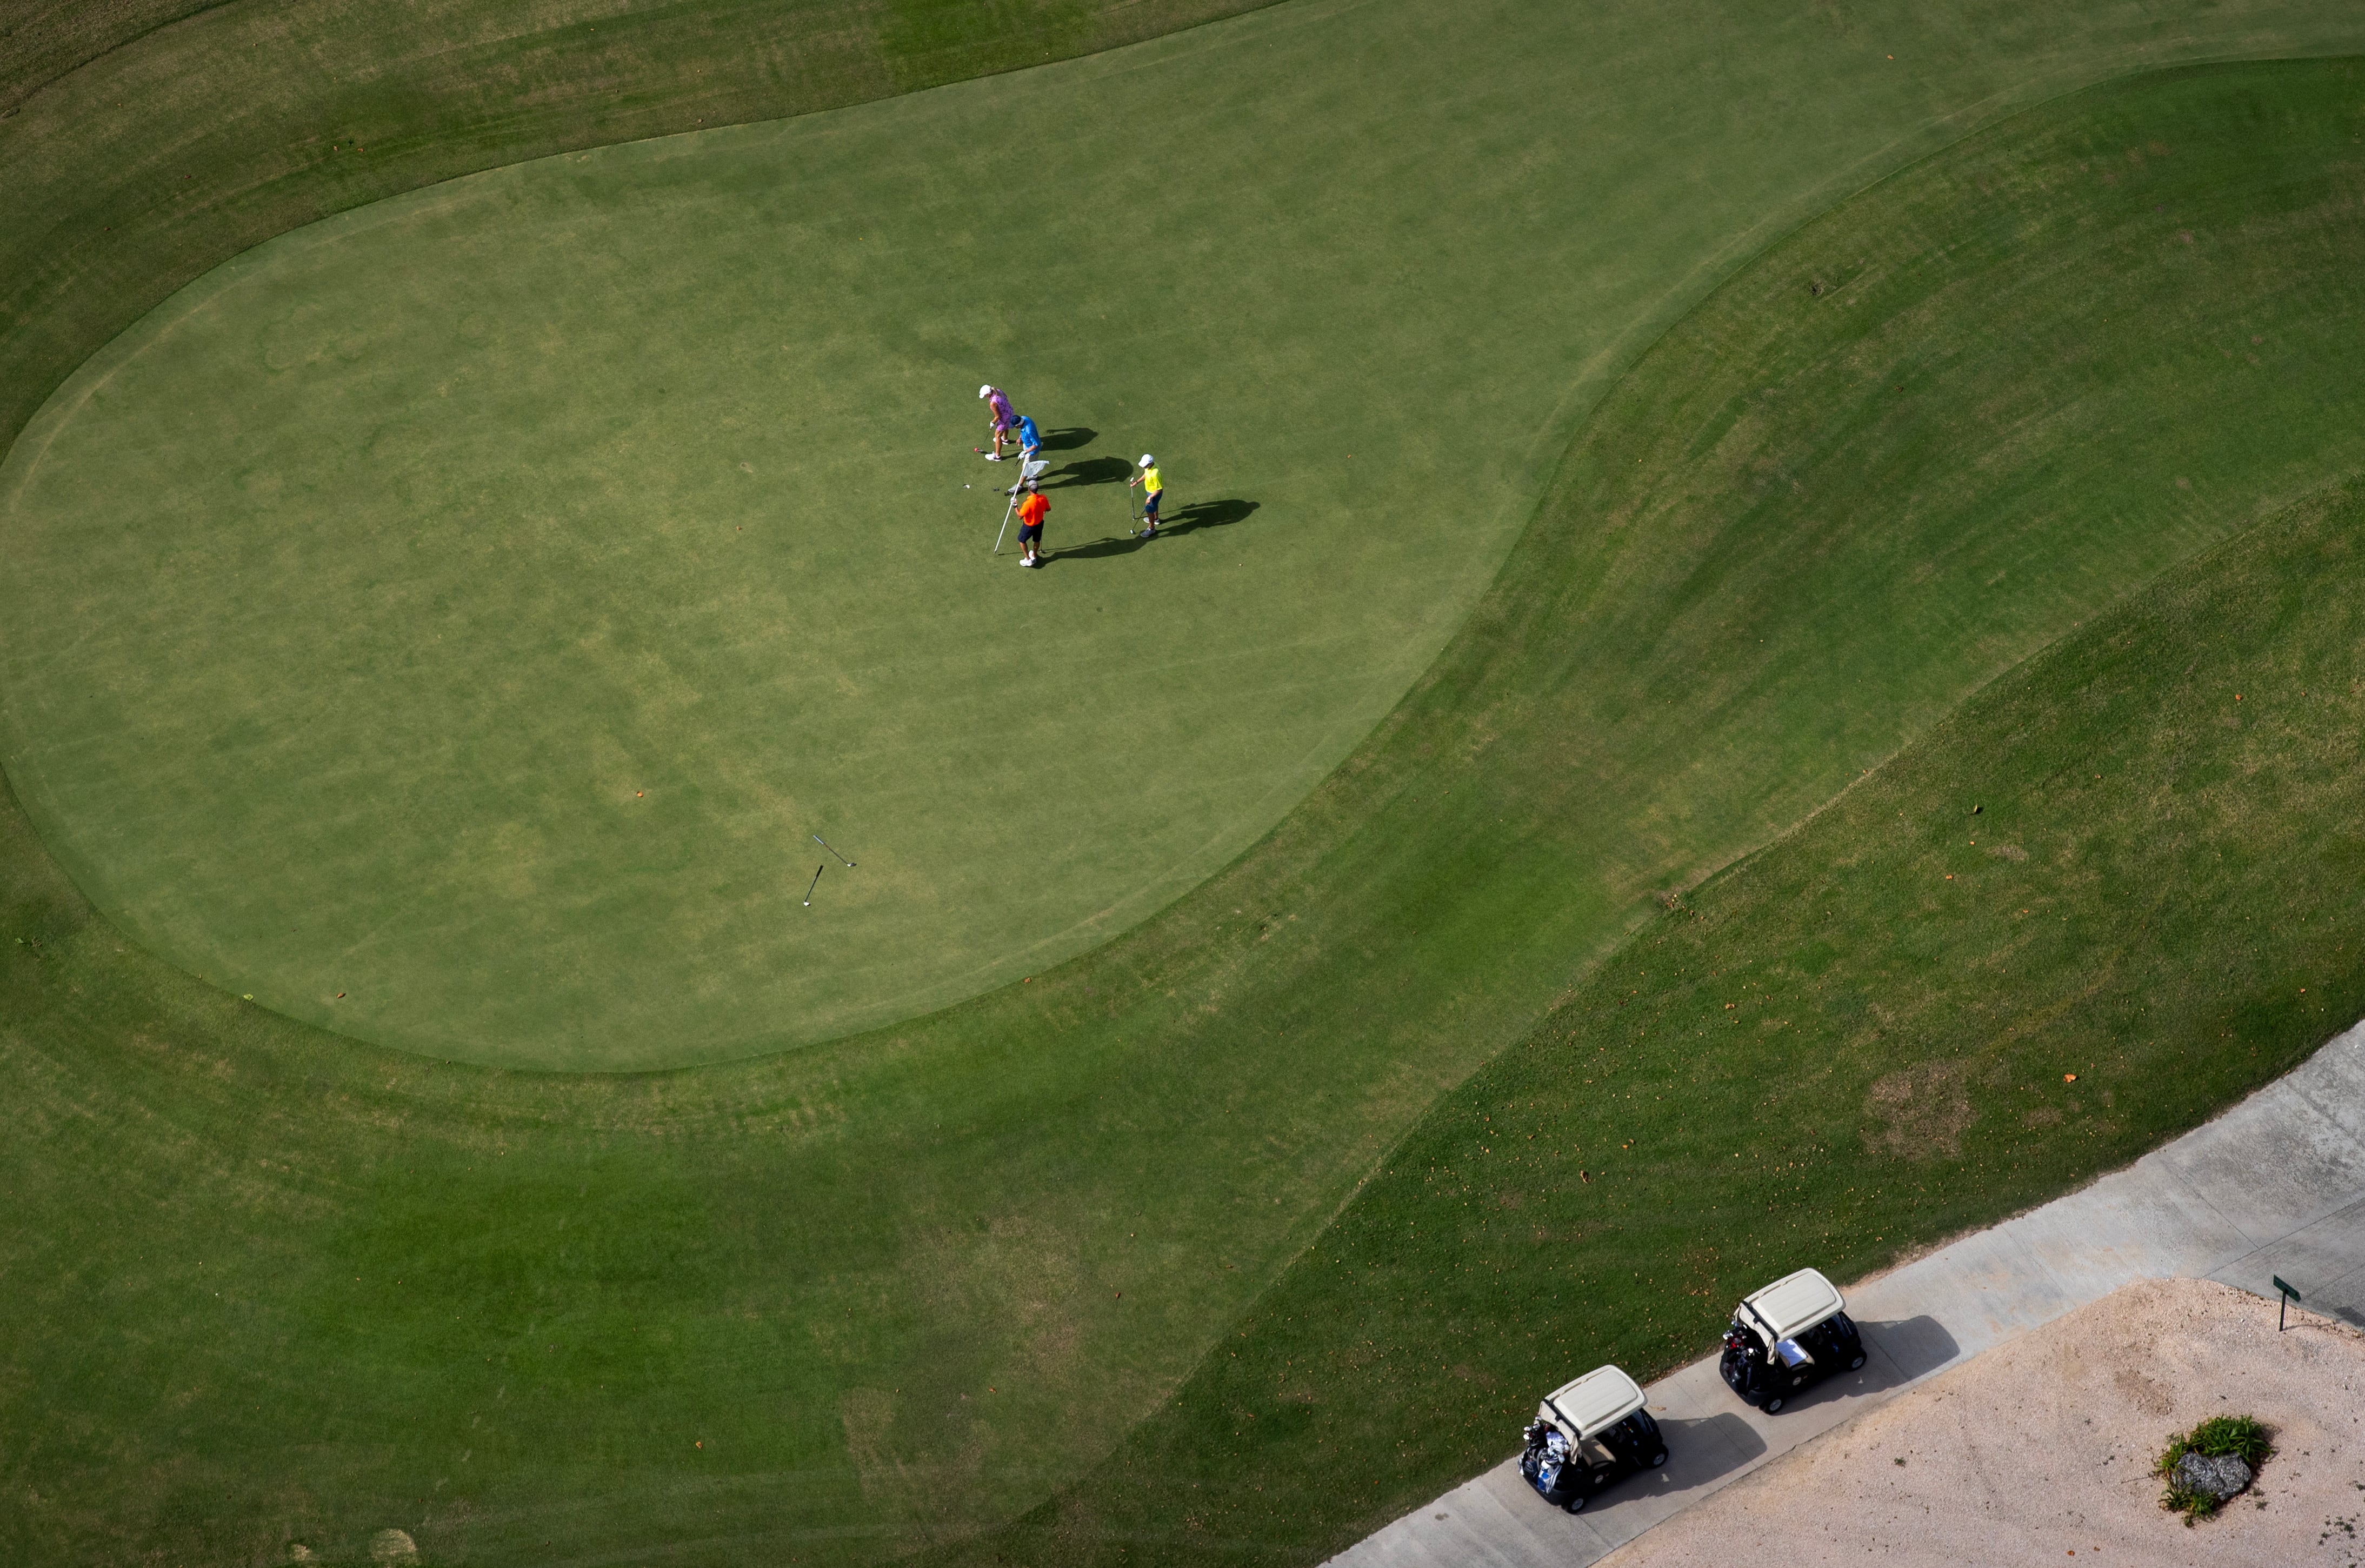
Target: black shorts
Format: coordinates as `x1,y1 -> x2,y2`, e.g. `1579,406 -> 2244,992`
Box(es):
1018,522 -> 1043,543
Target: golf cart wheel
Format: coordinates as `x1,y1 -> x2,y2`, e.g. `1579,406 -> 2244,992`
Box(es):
1762,1394 -> 1785,1414
1648,1449 -> 1669,1469
1849,1352 -> 1867,1371
1563,1493 -> 1587,1515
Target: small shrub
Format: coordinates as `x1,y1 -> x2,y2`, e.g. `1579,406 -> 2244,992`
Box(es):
2156,1414 -> 2274,1521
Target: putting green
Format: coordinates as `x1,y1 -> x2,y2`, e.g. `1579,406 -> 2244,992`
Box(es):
1,11 -> 1687,1070
32,0 -> 2342,1073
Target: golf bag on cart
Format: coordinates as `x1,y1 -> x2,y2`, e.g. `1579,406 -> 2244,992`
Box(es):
1520,1419 -> 1581,1509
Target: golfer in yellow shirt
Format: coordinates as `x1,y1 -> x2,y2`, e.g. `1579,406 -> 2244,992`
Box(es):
1129,455 -> 1164,538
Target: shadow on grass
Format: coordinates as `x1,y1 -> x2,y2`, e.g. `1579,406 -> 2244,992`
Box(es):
1160,497 -> 1258,536
1048,531 -> 1149,563
1035,425 -> 1096,452
1045,498 -> 1260,565
1043,454 -> 1132,489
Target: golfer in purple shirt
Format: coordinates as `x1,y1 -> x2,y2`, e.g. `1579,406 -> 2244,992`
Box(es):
980,385 -> 1019,459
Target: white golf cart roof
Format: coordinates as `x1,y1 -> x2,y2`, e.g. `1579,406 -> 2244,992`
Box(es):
1737,1267 -> 1846,1343
1536,1364 -> 1647,1439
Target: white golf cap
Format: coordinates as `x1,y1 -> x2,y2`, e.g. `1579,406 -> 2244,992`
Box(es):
1139,453 -> 1155,467
978,384 -> 994,398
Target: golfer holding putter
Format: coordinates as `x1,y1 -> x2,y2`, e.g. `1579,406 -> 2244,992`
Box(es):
1014,412 -> 1043,469
1128,453 -> 1164,537
1015,479 -> 1050,568
980,385 -> 1019,459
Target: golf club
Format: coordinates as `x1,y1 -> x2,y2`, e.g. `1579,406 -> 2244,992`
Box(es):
814,833 -> 855,869
803,863 -> 824,906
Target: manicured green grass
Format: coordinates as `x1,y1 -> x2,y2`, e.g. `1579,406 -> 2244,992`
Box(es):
10,8 -> 2365,1568
22,3 -> 2356,1071
949,63 -> 2365,1565
0,0 -> 1288,436
0,0 -> 1918,1066
969,449 -> 2365,1568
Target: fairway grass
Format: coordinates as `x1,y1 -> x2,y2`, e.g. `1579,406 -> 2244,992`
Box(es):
1014,471 -> 2365,1565
11,9 -> 2365,1568
954,54 -> 2365,1563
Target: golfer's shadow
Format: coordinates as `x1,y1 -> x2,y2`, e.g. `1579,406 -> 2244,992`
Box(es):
1035,426 -> 1096,452
1043,455 -> 1131,490
1159,498 -> 1257,536
1051,531 -> 1150,563
1048,498 -> 1260,564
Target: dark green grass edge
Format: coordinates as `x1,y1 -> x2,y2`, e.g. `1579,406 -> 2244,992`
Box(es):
0,0 -> 1287,457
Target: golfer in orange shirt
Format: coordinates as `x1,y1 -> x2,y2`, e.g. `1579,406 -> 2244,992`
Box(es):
1015,480 -> 1050,567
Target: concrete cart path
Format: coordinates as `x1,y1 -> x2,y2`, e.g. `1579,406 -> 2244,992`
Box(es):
1327,1021 -> 2365,1568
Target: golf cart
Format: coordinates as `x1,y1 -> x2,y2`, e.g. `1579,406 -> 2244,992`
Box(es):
1518,1364 -> 1667,1513
1718,1266 -> 1865,1413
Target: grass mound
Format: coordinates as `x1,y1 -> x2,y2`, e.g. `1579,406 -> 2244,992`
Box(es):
2159,1413 -> 2274,1519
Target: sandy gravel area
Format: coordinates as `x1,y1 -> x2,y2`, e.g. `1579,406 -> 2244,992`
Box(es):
1602,1278 -> 2365,1567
